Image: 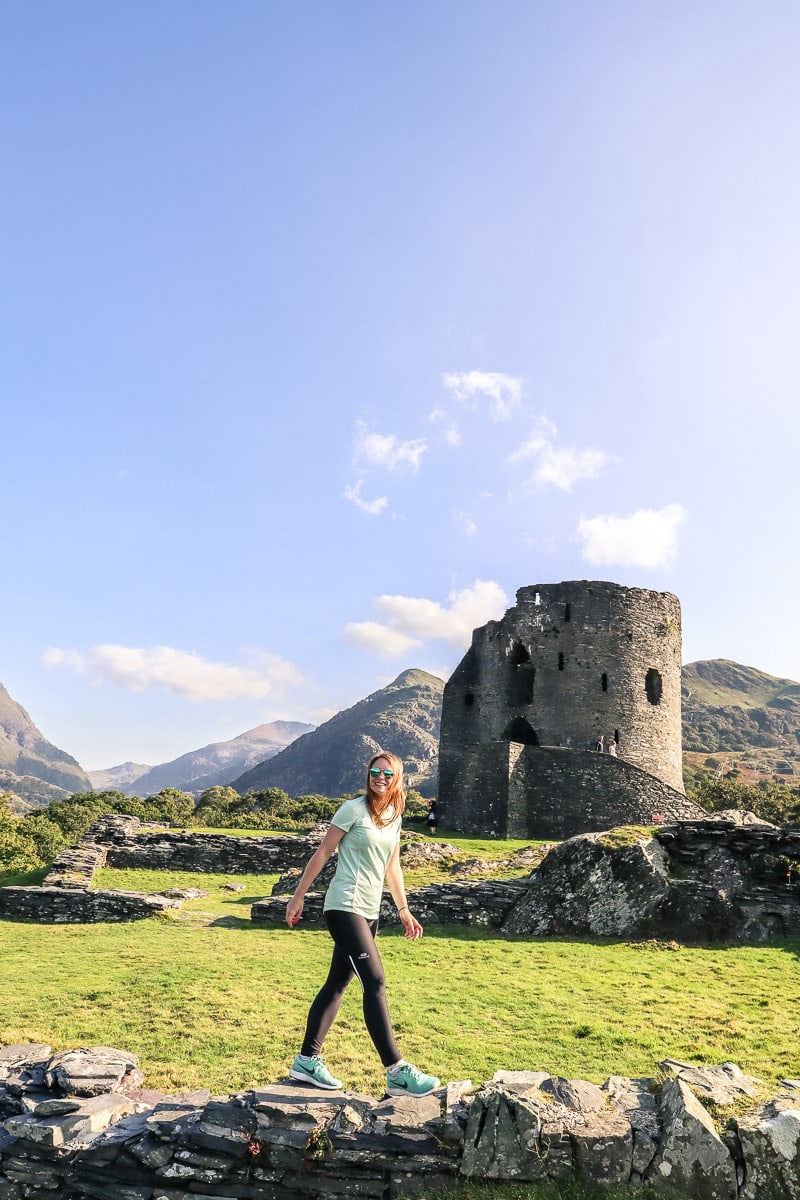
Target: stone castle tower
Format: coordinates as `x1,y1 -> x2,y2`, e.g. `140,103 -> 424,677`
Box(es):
438,580 -> 705,838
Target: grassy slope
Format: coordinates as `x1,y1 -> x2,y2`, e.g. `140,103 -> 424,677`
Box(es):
683,659 -> 800,710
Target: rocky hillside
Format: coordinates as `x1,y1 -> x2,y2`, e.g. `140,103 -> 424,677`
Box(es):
97,721 -> 315,798
231,669 -> 444,798
0,683 -> 91,808
682,660 -> 800,752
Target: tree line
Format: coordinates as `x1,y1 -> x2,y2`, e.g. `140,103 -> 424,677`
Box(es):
1,775 -> 799,881
0,785 -> 430,878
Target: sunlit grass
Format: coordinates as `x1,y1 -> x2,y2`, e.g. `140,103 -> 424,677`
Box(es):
1,907 -> 797,1101
94,866 -> 279,916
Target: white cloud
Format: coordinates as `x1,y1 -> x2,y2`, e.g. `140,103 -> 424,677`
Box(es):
353,421 -> 427,471
345,579 -> 508,658
342,621 -> 422,658
576,504 -> 688,569
455,512 -> 478,536
42,644 -> 304,702
510,417 -> 612,491
441,371 -> 523,420
344,479 -> 388,515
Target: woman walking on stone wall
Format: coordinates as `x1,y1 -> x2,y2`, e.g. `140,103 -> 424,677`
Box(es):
285,751 -> 440,1096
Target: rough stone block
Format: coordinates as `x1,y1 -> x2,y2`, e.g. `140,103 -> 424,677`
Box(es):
646,1077 -> 737,1199
46,1047 -> 141,1097
461,1085 -> 559,1181
0,1048 -> 52,1083
659,1058 -> 762,1104
569,1108 -> 633,1185
735,1095 -> 800,1200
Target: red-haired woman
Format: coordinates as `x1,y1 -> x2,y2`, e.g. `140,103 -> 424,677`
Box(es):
286,751 -> 440,1097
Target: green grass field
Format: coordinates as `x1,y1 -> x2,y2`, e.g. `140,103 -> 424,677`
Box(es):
1,884 -> 797,1098
1,832 -> 796,1200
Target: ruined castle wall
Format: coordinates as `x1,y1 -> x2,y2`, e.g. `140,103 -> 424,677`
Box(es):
438,581 -> 685,835
98,829 -> 315,874
447,745 -> 703,839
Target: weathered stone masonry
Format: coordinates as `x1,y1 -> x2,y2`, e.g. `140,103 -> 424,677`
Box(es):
438,581 -> 700,837
1,1044 -> 799,1199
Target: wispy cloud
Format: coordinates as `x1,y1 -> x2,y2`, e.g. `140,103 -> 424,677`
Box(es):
455,512 -> 478,536
42,644 -> 304,702
353,421 -> 427,471
441,371 -> 523,420
510,417 -> 612,491
429,405 -> 462,446
344,479 -> 388,515
576,504 -> 688,569
345,579 -> 508,658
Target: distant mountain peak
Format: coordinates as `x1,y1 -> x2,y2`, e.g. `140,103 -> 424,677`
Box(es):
0,681 -> 92,805
94,719 -> 316,798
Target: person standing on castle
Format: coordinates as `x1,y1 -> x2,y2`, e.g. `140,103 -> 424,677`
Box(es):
608,738 -> 617,757
594,734 -> 604,752
285,751 -> 440,1097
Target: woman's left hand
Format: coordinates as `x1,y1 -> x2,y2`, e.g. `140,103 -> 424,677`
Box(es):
400,909 -> 423,940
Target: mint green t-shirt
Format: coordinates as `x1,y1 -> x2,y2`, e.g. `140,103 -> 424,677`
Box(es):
323,795 -> 402,920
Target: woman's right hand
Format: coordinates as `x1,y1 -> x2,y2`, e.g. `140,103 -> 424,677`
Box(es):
286,893 -> 304,928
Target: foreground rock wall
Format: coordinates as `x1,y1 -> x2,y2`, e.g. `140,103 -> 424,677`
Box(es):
1,1043 -> 798,1199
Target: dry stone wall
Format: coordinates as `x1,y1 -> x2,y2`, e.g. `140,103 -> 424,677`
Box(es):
252,879 -> 525,929
1,1044 -> 799,1199
2,816 -> 799,940
0,885 -> 181,923
91,824 -> 317,875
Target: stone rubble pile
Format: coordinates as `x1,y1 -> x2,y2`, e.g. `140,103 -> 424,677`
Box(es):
1,1044 -> 799,1199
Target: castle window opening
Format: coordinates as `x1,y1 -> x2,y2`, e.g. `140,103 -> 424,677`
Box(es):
510,641 -> 530,666
558,652 -> 564,671
645,668 -> 662,705
503,717 -> 539,745
601,672 -> 608,692
464,692 -> 474,707
564,603 -> 571,622
614,728 -> 620,745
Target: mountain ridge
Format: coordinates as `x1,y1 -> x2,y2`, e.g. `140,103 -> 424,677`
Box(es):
0,683 -> 91,807
231,668 -> 444,798
94,720 -> 315,798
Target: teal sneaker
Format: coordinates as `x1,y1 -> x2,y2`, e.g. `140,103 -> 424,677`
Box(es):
386,1061 -> 441,1097
289,1054 -> 343,1090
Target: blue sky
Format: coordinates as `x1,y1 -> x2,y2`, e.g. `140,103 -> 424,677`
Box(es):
2,1 -> 799,771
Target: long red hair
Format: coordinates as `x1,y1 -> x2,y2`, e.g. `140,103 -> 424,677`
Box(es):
365,751 -> 406,827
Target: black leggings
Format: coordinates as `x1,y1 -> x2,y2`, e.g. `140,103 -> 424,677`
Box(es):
300,909 -> 401,1067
